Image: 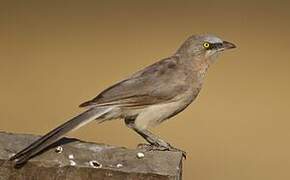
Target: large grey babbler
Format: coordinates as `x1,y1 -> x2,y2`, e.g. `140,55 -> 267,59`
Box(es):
10,34 -> 236,166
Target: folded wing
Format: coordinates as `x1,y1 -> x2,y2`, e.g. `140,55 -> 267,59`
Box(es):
80,57 -> 188,108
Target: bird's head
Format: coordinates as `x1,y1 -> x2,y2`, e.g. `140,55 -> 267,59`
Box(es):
176,34 -> 236,64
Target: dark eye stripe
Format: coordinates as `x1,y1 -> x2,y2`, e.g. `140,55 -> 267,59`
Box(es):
204,42 -> 223,50
209,43 -> 223,49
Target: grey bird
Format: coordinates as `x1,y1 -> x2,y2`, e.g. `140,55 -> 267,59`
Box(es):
10,34 -> 236,166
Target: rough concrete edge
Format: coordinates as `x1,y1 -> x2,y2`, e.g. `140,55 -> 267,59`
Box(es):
0,131 -> 183,179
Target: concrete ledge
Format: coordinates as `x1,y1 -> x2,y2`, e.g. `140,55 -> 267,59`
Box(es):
0,132 -> 183,180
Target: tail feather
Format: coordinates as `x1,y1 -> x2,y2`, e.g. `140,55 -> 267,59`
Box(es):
10,107 -> 112,166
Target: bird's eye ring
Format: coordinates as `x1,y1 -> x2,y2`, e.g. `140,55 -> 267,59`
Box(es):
203,42 -> 210,48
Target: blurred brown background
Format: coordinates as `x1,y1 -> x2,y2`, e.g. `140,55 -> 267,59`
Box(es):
1,0 -> 289,179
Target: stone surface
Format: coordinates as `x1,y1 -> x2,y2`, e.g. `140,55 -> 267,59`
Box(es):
0,132 -> 183,180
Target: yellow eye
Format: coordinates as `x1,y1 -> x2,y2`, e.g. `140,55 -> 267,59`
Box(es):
203,42 -> 210,48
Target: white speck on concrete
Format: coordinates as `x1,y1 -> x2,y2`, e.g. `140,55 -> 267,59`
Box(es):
55,146 -> 63,153
69,160 -> 76,166
137,152 -> 145,159
68,154 -> 74,159
116,163 -> 123,168
89,160 -> 102,168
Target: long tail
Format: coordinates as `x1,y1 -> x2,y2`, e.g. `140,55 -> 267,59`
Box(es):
9,107 -> 112,166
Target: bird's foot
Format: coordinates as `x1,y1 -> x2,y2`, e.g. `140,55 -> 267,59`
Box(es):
137,143 -> 168,151
137,143 -> 187,159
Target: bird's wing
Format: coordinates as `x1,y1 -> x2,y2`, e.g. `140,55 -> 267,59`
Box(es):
80,56 -> 188,108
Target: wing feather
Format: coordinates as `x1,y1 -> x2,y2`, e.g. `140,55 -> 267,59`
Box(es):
80,56 -> 188,108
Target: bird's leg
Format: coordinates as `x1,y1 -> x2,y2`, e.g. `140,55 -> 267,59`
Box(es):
124,118 -> 186,158
134,128 -> 187,158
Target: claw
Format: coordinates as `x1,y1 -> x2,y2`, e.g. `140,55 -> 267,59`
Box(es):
167,144 -> 187,159
137,143 -> 187,159
137,143 -> 167,151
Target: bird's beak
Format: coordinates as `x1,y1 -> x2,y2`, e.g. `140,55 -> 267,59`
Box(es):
222,41 -> 236,50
